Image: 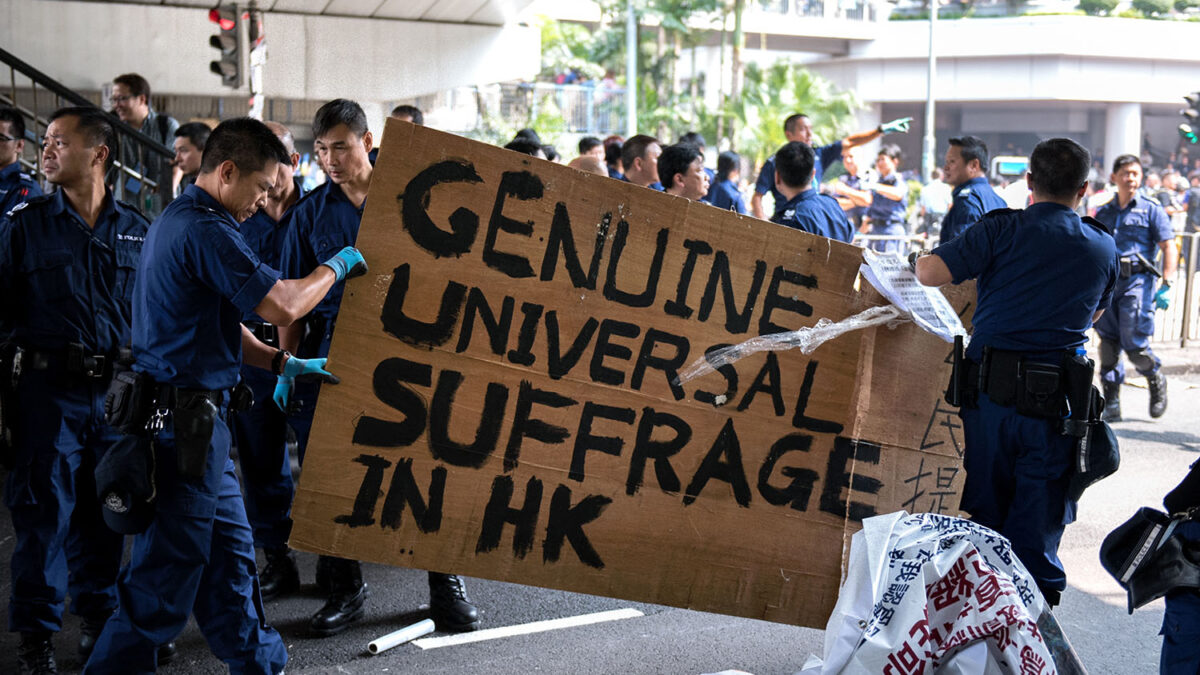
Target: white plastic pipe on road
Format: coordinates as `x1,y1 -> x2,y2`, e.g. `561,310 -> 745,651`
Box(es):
368,618 -> 436,655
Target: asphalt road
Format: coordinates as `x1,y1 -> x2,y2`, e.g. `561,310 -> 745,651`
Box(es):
1,361 -> 1196,674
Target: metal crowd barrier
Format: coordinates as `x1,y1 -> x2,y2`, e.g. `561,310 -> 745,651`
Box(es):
1154,232 -> 1200,347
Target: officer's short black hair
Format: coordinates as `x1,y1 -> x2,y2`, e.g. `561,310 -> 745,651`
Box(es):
717,150 -> 741,181
542,144 -> 559,162
578,136 -> 602,155
604,136 -> 623,166
0,107 -> 25,142
878,144 -> 903,163
390,104 -> 424,126
783,113 -> 809,135
949,135 -> 989,174
49,106 -> 117,172
678,131 -> 706,149
515,128 -> 542,145
313,99 -> 368,140
504,137 -> 543,157
621,134 -> 660,171
1112,153 -> 1141,175
1029,137 -> 1090,200
658,143 -> 703,190
774,141 -> 816,189
113,73 -> 150,102
200,117 -> 288,175
174,122 -> 212,152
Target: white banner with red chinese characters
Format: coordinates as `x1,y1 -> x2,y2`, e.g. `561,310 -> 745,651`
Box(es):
801,511 -> 1055,675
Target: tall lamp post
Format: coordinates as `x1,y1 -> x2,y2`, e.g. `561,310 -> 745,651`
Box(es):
922,0 -> 938,182
626,0 -> 638,138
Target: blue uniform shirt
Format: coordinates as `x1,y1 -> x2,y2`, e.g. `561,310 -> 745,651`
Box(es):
771,189 -> 854,242
755,141 -> 844,205
1093,193 -> 1173,261
708,178 -> 747,214
240,177 -> 305,323
939,176 -> 1008,245
280,180 -> 363,321
0,161 -> 43,223
0,190 -> 149,352
934,203 -> 1118,361
132,184 -> 279,390
865,173 -> 908,225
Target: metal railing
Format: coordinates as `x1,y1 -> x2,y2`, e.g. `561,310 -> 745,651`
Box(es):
0,46 -> 175,218
1153,232 -> 1200,347
429,82 -> 628,139
753,0 -> 880,22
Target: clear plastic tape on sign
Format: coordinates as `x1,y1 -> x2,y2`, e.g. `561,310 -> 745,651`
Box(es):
859,249 -> 967,344
674,304 -> 907,386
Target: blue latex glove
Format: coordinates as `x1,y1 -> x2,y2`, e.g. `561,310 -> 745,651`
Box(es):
1155,284 -> 1171,310
282,355 -> 331,379
273,376 -> 294,411
320,246 -> 368,282
880,117 -> 913,134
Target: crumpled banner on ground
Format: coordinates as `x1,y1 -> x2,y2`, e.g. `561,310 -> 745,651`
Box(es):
798,511 -> 1055,675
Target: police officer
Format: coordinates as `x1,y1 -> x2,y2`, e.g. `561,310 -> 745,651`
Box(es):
619,134 -> 663,190
938,135 -> 1007,245
1093,154 -> 1177,422
750,113 -> 912,220
82,117 -> 366,675
840,144 -> 909,253
278,99 -> 481,636
0,106 -> 42,221
914,137 -> 1118,606
232,121 -> 308,601
172,121 -> 211,196
770,141 -> 853,243
659,142 -> 710,202
709,151 -> 747,214
0,107 -> 148,675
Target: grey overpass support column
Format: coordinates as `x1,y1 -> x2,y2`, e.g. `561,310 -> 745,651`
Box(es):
1104,102 -> 1142,167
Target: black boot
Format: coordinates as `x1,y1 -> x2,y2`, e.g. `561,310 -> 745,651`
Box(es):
1149,372 -> 1168,419
1101,381 -> 1121,422
259,546 -> 300,601
157,641 -> 177,665
78,614 -> 109,658
18,631 -> 56,675
309,557 -> 367,637
428,572 -> 480,632
315,554 -> 334,594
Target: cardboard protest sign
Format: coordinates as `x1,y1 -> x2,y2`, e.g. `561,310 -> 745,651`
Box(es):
289,119 -> 975,628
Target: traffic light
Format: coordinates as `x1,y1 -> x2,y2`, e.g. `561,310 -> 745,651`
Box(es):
208,5 -> 242,89
1179,92 -> 1200,144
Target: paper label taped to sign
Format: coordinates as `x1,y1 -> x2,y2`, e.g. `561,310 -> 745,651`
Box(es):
860,249 -> 966,343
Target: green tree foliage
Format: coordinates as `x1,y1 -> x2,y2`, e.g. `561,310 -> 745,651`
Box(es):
1132,0 -> 1172,14
727,61 -> 862,169
1077,0 -> 1119,15
1176,0 -> 1200,11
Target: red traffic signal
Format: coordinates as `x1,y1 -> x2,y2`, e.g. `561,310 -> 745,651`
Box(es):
209,7 -> 235,31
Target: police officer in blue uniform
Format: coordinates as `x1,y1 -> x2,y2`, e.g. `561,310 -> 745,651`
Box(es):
619,135 -> 663,190
750,113 -> 912,220
0,107 -> 149,675
278,99 -> 481,637
232,121 -> 308,601
0,106 -> 43,223
83,117 -> 366,675
708,151 -> 747,214
848,144 -> 910,253
769,141 -> 854,242
1093,154 -> 1177,422
915,137 -> 1118,606
659,142 -> 710,202
938,135 -> 1007,245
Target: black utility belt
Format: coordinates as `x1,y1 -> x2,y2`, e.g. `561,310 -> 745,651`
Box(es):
245,321 -> 279,348
19,344 -> 125,380
1119,256 -> 1152,279
956,346 -> 1096,432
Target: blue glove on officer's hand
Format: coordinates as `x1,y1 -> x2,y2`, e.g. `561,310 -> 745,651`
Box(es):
320,246 -> 368,282
273,376 -> 294,411
282,355 -> 332,379
1155,284 -> 1171,310
879,117 -> 913,134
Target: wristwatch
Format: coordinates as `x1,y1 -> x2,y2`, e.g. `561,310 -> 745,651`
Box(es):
272,349 -> 291,375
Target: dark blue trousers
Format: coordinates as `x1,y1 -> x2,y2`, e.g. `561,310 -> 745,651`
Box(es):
231,366 -> 293,549
83,406 -> 287,675
1095,273 -> 1160,384
5,369 -> 122,633
1162,520 -> 1200,674
959,392 -> 1077,597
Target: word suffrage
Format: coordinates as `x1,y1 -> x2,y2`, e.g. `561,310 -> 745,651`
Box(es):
289,121 -> 973,628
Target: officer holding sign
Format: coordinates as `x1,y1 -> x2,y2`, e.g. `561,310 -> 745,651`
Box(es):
83,117 -> 366,675
914,138 -> 1118,605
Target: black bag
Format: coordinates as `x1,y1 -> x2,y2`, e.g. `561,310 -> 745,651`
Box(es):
1065,419 -> 1120,502
1100,507 -> 1200,613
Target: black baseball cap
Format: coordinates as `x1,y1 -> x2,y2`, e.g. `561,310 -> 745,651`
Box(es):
95,434 -> 158,534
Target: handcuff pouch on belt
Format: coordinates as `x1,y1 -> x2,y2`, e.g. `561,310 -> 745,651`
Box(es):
105,367 -> 154,435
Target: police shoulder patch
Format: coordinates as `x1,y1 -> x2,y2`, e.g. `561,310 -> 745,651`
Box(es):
4,193 -> 53,219
959,187 -> 972,197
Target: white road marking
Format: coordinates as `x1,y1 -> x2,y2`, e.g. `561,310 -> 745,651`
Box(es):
412,607 -> 645,650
